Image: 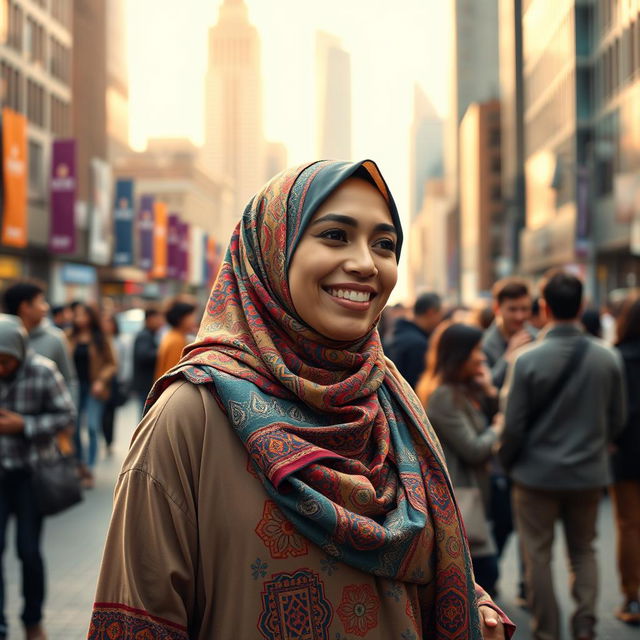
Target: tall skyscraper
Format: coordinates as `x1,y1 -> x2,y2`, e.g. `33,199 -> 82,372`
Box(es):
202,0 -> 264,215
316,31 -> 352,160
445,0 -> 500,194
409,86 -> 443,220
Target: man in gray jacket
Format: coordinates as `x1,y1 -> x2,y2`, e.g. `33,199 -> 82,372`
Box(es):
2,281 -> 77,401
500,270 -> 626,640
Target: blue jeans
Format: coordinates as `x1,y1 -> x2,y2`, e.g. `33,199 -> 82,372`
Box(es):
0,469 -> 45,634
75,382 -> 105,469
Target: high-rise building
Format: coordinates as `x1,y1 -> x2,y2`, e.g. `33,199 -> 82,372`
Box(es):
202,0 -> 264,216
443,0 -> 500,295
459,100 -> 503,303
498,0 -> 525,274
0,0 -> 73,284
445,0 -> 500,194
409,85 -> 443,220
518,0 -> 585,282
105,0 -> 129,160
591,0 -> 640,298
408,178 -> 449,300
316,31 -> 352,160
264,141 -> 288,181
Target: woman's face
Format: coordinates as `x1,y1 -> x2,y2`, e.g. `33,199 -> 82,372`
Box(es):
460,344 -> 486,381
74,306 -> 90,330
289,178 -> 398,342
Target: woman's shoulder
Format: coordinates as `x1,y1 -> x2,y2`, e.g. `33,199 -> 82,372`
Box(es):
427,383 -> 457,408
123,380 -> 228,481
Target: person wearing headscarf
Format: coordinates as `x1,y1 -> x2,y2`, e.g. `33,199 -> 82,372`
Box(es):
88,161 -> 514,639
0,316 -> 76,640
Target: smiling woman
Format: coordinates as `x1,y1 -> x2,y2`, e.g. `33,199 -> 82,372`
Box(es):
88,160 -> 514,640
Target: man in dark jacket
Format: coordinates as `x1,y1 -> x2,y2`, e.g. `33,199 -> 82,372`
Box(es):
132,309 -> 164,415
386,292 -> 442,389
500,270 -> 626,640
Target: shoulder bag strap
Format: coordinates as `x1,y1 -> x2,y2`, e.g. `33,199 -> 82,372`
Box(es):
527,336 -> 590,429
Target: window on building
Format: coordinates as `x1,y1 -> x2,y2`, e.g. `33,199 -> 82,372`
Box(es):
25,17 -> 45,67
491,156 -> 502,173
50,0 -> 71,29
49,36 -> 70,84
1,61 -> 21,112
26,78 -> 45,127
28,139 -> 43,194
50,94 -> 70,136
7,0 -> 22,51
490,184 -> 502,202
489,127 -> 501,148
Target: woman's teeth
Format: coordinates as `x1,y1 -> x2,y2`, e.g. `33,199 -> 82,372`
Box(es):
327,288 -> 372,302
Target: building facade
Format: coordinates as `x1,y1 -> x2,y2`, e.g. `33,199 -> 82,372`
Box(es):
444,0 -> 500,295
202,0 -> 264,216
408,85 -> 443,220
316,31 -> 352,160
408,178 -> 449,300
591,0 -> 640,299
0,0 -> 72,287
459,100 -> 504,303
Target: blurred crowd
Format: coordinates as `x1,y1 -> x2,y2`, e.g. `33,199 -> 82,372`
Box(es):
383,271 -> 640,639
0,280 -> 199,640
0,270 -> 638,639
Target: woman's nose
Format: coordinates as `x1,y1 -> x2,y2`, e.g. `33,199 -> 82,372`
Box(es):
344,241 -> 378,277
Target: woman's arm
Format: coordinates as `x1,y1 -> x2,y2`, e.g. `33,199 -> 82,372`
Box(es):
427,387 -> 497,466
89,381 -> 204,638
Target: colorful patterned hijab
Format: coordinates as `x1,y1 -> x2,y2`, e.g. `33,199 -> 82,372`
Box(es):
148,160 -> 482,638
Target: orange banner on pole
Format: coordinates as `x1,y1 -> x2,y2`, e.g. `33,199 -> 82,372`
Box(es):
1,108 -> 28,247
151,200 -> 168,278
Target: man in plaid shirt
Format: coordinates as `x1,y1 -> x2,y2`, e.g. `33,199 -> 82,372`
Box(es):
0,316 -> 76,640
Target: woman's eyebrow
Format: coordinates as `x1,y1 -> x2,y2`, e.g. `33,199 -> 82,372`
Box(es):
311,214 -> 398,235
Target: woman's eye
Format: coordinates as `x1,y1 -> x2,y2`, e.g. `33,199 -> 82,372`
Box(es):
318,228 -> 348,242
375,238 -> 396,252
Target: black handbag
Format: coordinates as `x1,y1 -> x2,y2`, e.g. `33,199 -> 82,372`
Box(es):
30,444 -> 83,517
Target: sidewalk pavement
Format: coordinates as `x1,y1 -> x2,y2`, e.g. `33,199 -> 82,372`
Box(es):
2,399 -> 638,639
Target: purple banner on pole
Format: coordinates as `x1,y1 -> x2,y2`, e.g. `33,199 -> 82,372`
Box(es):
49,139 -> 76,253
179,221 -> 189,281
138,194 -> 154,271
167,213 -> 180,279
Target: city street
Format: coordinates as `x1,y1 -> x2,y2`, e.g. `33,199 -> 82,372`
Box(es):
0,399 -> 636,639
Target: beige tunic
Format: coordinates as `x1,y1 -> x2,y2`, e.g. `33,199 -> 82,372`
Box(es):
89,380 -> 510,639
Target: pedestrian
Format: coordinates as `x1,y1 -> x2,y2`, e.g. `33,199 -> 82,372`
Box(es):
499,269 -> 627,640
417,322 -> 502,597
529,297 -> 546,331
581,307 -> 602,339
386,292 -> 443,388
88,160 -> 514,639
67,303 -> 116,488
100,313 -> 130,457
132,308 -> 163,416
481,277 -> 536,599
2,281 -> 77,401
611,294 -> 640,624
482,278 -> 535,389
0,316 -> 76,640
153,300 -> 197,381
50,304 -> 72,332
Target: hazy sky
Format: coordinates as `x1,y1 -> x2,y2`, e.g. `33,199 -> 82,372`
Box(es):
126,0 -> 451,300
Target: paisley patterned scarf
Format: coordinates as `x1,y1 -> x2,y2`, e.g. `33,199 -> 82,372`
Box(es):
147,160 -> 482,638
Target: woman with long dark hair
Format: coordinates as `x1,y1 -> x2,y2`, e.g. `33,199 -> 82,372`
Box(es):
88,160 -> 513,638
68,303 -> 116,488
612,295 -> 640,624
416,322 -> 502,596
